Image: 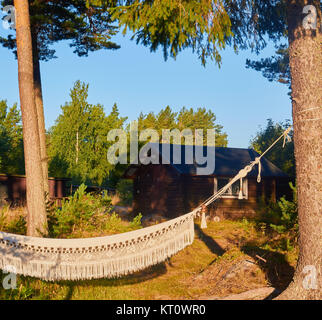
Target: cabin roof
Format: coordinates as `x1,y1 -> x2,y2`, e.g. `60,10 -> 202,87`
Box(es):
125,143 -> 288,178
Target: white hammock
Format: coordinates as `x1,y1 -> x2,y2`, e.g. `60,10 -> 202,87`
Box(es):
0,128 -> 291,281
0,211 -> 195,281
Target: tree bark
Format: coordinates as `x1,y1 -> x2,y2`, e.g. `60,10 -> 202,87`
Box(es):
14,0 -> 48,237
276,0 -> 322,299
31,31 -> 50,197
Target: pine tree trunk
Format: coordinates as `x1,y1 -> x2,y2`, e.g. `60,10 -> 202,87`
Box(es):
276,0 -> 321,300
31,31 -> 50,198
14,0 -> 48,237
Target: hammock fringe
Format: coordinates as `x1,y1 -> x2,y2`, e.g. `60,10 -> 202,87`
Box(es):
0,212 -> 195,281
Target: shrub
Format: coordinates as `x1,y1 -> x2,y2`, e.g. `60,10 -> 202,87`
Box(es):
269,183 -> 298,233
129,213 -> 142,229
103,212 -> 142,234
116,179 -> 133,206
48,184 -> 112,237
257,182 -> 298,251
47,183 -> 141,238
0,205 -> 26,235
6,216 -> 26,235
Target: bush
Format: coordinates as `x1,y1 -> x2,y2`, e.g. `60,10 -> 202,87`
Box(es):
116,179 -> 133,206
0,205 -> 26,235
48,183 -> 141,238
6,216 -> 26,235
257,182 -> 298,251
104,212 -> 142,234
269,183 -> 298,233
48,184 -> 112,237
0,185 -> 141,239
269,183 -> 298,252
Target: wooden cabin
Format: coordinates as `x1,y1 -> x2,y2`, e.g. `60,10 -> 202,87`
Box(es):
124,144 -> 291,220
0,174 -> 72,207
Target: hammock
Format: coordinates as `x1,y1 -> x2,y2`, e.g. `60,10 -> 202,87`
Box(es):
0,211 -> 195,281
0,128 -> 291,281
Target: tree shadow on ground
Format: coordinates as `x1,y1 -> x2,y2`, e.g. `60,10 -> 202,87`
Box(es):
194,224 -> 225,256
59,262 -> 168,300
241,245 -> 295,294
61,225 -> 227,300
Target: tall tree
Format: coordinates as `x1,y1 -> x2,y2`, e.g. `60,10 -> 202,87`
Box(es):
0,100 -> 24,174
94,0 -> 321,299
137,105 -> 228,146
250,119 -> 295,178
49,81 -> 127,185
1,0 -> 120,194
137,106 -> 177,133
278,0 -> 321,300
13,0 -> 47,236
177,107 -> 228,147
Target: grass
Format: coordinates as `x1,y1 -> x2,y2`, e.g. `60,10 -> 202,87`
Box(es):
0,215 -> 298,300
0,205 -> 27,235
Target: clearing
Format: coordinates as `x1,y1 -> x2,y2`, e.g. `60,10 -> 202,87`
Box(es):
0,217 -> 298,300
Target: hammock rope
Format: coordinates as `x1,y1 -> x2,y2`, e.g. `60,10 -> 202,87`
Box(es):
191,126 -> 292,228
0,127 -> 292,281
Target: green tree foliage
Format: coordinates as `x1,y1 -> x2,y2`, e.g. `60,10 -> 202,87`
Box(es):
246,44 -> 290,87
89,0 -> 289,66
93,1 -> 290,85
0,0 -> 120,60
48,81 -> 127,185
271,183 -> 298,234
89,0 -> 234,65
258,182 -> 298,251
116,179 -> 133,205
47,183 -> 142,238
250,119 -> 295,177
177,107 -> 227,147
0,100 -> 24,174
137,105 -> 228,146
223,0 -> 287,51
224,1 -> 290,86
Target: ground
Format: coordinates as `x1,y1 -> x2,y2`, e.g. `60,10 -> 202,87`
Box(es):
0,216 -> 298,300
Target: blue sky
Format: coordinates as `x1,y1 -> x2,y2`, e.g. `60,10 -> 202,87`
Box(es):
0,26 -> 292,148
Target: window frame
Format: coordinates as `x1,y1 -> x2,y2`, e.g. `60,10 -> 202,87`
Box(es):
214,177 -> 248,200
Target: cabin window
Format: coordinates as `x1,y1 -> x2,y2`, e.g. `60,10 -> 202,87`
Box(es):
214,177 -> 248,199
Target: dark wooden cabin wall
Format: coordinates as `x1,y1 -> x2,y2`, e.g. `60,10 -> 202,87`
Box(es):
182,176 -> 214,213
182,176 -> 287,219
133,164 -> 185,217
132,166 -> 291,219
0,175 -> 27,206
0,175 -> 70,206
211,178 -> 261,219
